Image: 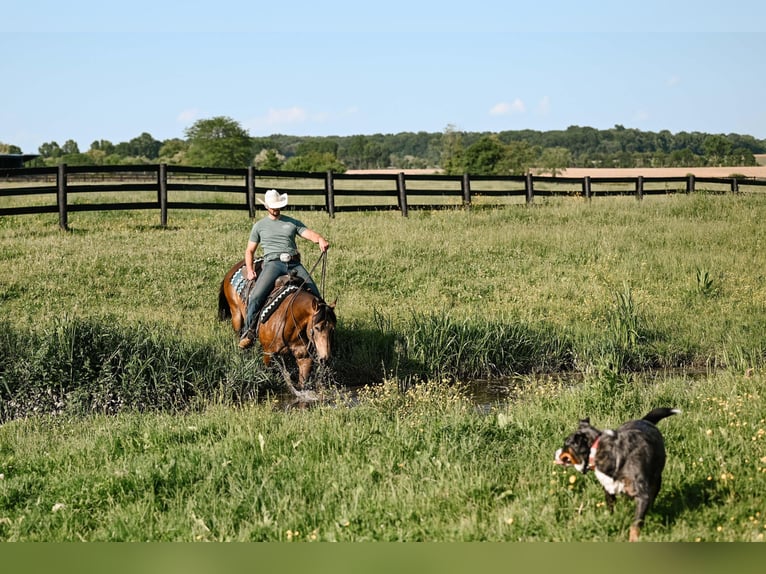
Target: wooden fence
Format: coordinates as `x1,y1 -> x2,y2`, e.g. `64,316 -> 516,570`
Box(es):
1,164 -> 765,230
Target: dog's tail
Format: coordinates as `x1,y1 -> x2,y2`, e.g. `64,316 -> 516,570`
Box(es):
642,407 -> 681,425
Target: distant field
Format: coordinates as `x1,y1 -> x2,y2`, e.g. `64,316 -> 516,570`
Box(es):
349,165 -> 766,178
555,165 -> 766,179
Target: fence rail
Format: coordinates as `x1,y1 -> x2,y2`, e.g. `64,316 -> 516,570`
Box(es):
2,164 -> 765,229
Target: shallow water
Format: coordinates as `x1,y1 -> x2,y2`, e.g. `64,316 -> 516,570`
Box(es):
267,368 -> 712,412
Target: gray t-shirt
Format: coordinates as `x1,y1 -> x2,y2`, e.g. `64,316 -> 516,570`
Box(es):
249,215 -> 307,258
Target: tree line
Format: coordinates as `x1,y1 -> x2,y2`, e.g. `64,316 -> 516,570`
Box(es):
3,117 -> 764,176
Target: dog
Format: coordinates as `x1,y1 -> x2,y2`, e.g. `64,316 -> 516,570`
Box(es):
554,407 -> 680,541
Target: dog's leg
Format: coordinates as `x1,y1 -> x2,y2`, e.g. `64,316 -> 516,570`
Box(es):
604,491 -> 616,513
630,496 -> 652,542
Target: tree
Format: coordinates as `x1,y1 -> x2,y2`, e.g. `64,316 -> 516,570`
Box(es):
363,141 -> 391,168
184,116 -> 252,168
501,140 -> 538,175
89,140 -> 115,155
158,139 -> 188,165
254,149 -> 284,170
344,135 -> 369,169
703,135 -> 732,166
463,135 -> 507,175
0,143 -> 22,154
440,124 -> 465,175
538,147 -> 572,177
38,141 -> 62,158
728,147 -> 756,166
61,140 -> 80,155
282,152 -> 346,173
129,132 -> 162,159
296,139 -> 338,157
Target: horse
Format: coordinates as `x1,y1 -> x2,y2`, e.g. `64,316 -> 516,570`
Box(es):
218,259 -> 337,397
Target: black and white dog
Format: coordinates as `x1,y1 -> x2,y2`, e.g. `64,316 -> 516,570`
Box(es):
554,407 -> 680,541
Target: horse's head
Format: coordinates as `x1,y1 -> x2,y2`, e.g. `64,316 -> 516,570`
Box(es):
309,298 -> 337,362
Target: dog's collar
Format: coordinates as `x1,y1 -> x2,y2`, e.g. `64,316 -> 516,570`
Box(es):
587,435 -> 601,472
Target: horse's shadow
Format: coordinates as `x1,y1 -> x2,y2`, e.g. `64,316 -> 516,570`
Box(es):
332,322 -> 426,387
263,321 -> 426,401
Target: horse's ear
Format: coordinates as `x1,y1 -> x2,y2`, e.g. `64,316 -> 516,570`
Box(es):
312,298 -> 320,311
330,297 -> 337,309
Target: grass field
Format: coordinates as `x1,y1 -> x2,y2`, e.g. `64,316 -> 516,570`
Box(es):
1,191 -> 765,541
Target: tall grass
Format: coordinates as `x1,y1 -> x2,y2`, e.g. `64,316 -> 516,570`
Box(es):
0,370 -> 764,541
2,192 -> 766,540
0,316 -> 277,421
2,194 -> 766,416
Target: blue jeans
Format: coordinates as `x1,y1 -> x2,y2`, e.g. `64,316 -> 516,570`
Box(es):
244,260 -> 321,333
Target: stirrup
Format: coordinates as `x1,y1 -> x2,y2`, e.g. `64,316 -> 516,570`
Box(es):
238,328 -> 256,349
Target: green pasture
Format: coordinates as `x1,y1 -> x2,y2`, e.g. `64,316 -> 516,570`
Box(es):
1,191 -> 765,541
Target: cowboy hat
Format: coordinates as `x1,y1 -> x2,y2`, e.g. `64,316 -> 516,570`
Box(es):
259,189 -> 288,209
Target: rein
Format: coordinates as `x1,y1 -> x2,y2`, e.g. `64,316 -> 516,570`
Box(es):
272,251 -> 330,358
305,250 -> 327,298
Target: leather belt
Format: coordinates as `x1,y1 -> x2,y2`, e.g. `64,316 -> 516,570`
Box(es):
266,252 -> 300,264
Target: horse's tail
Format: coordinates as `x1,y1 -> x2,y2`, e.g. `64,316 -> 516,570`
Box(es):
218,280 -> 232,321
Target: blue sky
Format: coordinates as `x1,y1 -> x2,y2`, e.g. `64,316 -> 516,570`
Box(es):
2,1 -> 765,154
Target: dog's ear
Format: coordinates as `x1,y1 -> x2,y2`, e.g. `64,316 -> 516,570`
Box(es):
578,417 -> 591,428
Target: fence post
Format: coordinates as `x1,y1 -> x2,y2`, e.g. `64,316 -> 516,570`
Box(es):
325,170 -> 335,218
731,177 -> 739,194
686,174 -> 695,194
583,176 -> 592,200
525,173 -> 534,204
57,163 -> 68,230
636,175 -> 644,201
158,163 -> 168,227
247,166 -> 255,217
397,172 -> 409,217
461,173 -> 471,206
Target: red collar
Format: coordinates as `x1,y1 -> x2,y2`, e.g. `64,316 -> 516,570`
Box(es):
588,436 -> 601,470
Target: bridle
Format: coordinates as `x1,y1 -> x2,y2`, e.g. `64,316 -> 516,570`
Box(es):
271,251 -> 333,358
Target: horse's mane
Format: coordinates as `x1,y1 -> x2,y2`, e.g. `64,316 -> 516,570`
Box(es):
313,296 -> 336,324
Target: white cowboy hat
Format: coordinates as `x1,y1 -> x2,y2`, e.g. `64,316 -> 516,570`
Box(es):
259,189 -> 289,209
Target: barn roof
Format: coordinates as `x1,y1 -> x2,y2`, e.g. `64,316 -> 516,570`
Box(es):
0,154 -> 40,168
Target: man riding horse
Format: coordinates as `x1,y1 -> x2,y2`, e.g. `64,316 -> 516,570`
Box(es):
238,189 -> 330,350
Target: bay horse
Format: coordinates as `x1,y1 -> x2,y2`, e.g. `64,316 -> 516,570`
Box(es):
218,259 -> 336,397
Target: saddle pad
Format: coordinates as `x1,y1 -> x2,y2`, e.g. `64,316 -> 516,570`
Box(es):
230,265 -> 249,300
229,258 -> 264,301
259,284 -> 300,323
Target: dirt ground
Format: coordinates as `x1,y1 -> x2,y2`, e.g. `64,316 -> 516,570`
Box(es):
554,165 -> 766,179
349,165 -> 766,178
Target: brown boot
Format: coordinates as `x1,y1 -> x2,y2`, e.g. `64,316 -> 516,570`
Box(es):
238,328 -> 256,349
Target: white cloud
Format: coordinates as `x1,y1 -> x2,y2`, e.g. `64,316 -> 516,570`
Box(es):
245,107 -> 310,133
263,106 -> 309,125
667,75 -> 681,87
490,98 -> 526,116
246,106 -> 359,134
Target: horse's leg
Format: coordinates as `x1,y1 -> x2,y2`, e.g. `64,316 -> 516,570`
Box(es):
296,357 -> 313,390
269,354 -> 300,397
231,307 -> 243,334
271,353 -> 318,403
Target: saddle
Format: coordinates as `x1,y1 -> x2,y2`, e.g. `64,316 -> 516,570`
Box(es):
229,263 -> 307,331
258,271 -> 305,323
